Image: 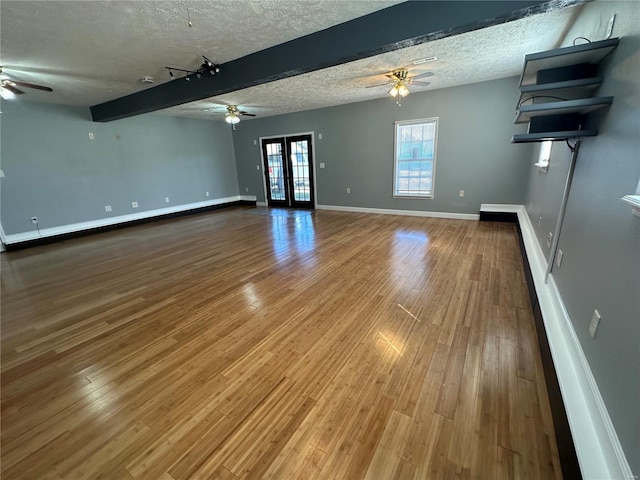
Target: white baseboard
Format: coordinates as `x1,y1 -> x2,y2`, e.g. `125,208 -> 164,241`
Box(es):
479,203 -> 522,213
0,224 -> 6,252
1,195 -> 256,245
497,204 -> 633,480
316,204 -> 479,220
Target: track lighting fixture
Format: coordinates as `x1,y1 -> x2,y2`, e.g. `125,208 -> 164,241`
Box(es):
164,55 -> 221,82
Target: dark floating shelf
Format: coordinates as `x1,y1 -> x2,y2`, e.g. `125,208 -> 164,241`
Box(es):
512,38 -> 619,143
514,97 -> 614,124
517,76 -> 604,106
519,38 -> 619,87
512,130 -> 599,144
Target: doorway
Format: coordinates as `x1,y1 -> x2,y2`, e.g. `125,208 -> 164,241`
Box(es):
261,134 -> 314,209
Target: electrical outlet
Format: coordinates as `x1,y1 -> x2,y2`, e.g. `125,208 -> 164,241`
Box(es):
104,205 -> 112,212
589,309 -> 601,338
538,216 -> 543,227
253,139 -> 257,145
346,187 -> 351,194
320,163 -> 325,169
606,14 -> 616,39
245,187 -> 249,192
131,201 -> 139,208
556,249 -> 563,268
256,165 -> 260,170
205,191 -> 210,197
165,197 -> 170,203
31,216 -> 38,224
459,190 -> 464,197
546,232 -> 553,249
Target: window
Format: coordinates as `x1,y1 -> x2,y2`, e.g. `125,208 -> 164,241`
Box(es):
534,140 -> 552,173
393,118 -> 438,198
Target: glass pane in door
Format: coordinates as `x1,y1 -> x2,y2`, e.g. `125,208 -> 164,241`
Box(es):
289,139 -> 310,202
266,142 -> 285,201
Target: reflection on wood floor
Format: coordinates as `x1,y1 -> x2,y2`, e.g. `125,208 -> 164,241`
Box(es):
1,206 -> 562,479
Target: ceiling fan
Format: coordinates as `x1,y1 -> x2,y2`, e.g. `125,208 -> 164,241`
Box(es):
0,67 -> 53,99
225,105 -> 256,128
367,68 -> 433,105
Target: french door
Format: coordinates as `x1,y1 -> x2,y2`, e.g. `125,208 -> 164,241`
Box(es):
261,134 -> 314,209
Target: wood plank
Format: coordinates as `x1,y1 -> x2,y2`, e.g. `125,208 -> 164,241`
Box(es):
363,409 -> 411,480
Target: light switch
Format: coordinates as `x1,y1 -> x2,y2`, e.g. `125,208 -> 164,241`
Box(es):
320,163 -> 325,169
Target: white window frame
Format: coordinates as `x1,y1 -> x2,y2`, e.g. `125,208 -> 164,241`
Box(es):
393,117 -> 439,199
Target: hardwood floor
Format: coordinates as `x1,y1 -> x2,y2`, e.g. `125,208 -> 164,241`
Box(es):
0,207 -> 562,479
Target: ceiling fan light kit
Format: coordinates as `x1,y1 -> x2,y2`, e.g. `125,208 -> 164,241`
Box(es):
224,105 -> 257,129
367,67 -> 434,107
388,69 -> 411,105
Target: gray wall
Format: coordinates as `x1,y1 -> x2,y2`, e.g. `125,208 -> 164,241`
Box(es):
524,1 -> 640,473
234,76 -> 534,213
0,101 -> 238,236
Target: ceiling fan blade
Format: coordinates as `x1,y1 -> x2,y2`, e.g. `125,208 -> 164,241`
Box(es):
2,84 -> 25,94
366,82 -> 392,88
411,81 -> 431,86
411,72 -> 434,80
239,112 -> 256,117
12,81 -> 52,92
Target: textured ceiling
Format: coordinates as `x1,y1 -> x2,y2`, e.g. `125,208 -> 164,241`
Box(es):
0,0 -> 401,104
0,0 -> 582,122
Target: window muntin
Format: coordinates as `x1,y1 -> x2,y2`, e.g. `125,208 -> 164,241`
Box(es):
394,118 -> 438,198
